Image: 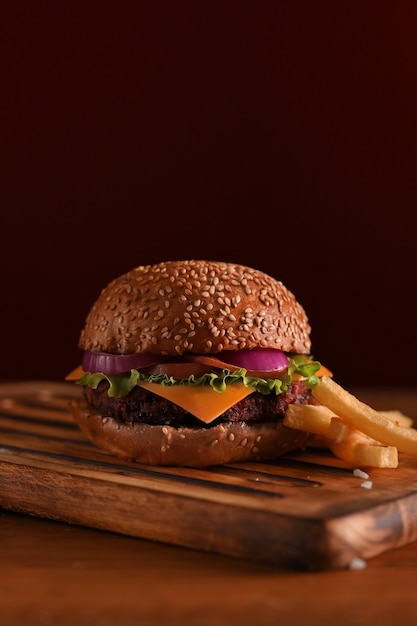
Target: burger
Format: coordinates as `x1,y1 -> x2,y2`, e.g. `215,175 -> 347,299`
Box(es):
67,260 -> 327,466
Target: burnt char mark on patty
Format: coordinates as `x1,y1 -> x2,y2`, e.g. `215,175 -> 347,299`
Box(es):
82,380 -> 313,429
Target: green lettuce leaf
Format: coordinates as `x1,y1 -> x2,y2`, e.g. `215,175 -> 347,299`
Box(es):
77,354 -> 321,399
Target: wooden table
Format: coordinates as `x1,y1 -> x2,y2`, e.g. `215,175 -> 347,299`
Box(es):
1,384 -> 417,625
2,508 -> 417,626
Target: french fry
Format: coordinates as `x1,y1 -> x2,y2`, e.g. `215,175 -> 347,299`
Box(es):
283,404 -> 336,437
326,416 -> 374,444
380,410 -> 414,429
283,406 -> 408,444
283,380 -> 415,468
312,377 -> 417,458
325,417 -> 398,468
329,439 -> 399,468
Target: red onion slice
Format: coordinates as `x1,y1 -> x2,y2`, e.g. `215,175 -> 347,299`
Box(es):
219,348 -> 289,373
82,348 -> 289,378
82,351 -> 163,376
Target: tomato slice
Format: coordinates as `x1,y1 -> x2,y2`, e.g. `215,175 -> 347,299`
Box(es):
186,354 -> 242,372
142,361 -> 214,379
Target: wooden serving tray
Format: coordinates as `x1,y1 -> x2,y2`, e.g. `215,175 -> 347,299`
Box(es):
1,381 -> 417,570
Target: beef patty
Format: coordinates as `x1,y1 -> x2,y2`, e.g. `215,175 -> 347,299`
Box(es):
82,380 -> 313,429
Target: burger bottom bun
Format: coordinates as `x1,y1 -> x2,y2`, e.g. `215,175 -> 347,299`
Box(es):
69,399 -> 310,467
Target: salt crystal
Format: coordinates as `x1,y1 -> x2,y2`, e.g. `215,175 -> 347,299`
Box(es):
348,557 -> 367,570
353,468 -> 369,479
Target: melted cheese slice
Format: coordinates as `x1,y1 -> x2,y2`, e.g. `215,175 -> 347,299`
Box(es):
65,365 -> 84,380
137,380 -> 254,424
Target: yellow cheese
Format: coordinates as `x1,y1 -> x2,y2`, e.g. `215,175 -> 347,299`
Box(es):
137,380 -> 254,424
65,365 -> 84,380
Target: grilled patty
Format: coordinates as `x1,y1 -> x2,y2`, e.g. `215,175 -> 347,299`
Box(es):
82,380 -> 313,429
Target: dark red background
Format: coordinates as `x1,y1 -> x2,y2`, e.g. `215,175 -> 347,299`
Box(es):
2,3 -> 416,389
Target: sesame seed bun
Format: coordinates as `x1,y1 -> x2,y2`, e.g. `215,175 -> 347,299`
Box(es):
79,259 -> 311,356
69,399 -> 310,466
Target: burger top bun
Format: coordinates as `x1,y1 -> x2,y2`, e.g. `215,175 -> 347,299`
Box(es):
79,260 -> 311,357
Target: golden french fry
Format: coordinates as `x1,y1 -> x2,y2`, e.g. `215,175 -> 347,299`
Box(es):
325,417 -> 398,468
312,377 -> 417,458
380,410 -> 414,429
325,416 -> 351,443
326,416 -> 375,444
329,440 -> 398,468
283,404 -> 336,437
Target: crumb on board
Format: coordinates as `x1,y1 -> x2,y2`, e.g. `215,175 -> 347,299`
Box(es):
348,557 -> 367,570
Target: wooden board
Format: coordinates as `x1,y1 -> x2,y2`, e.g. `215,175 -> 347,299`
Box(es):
1,381 -> 417,570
